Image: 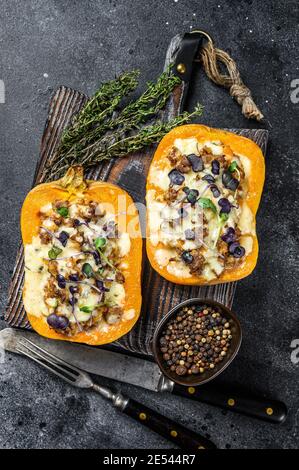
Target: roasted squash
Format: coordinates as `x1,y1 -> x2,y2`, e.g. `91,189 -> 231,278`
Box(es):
146,124 -> 265,285
21,166 -> 142,345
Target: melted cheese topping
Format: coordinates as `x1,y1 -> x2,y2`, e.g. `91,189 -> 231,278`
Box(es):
118,232 -> 131,257
167,261 -> 192,278
24,237 -> 51,316
24,200 -> 131,334
148,164 -> 172,191
239,202 -> 255,235
147,137 -> 255,282
174,137 -> 200,155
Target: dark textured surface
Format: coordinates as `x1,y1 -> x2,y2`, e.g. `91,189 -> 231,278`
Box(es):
0,0 -> 298,450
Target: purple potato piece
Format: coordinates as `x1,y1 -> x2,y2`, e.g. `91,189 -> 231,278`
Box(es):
202,174 -> 215,184
58,231 -> 69,247
211,160 -> 220,175
187,189 -> 199,204
187,154 -> 204,172
229,242 -> 245,258
95,280 -> 110,292
222,170 -> 239,191
181,251 -> 194,264
47,314 -> 69,330
168,169 -> 185,186
210,184 -> 221,198
185,229 -> 195,240
69,285 -> 78,295
218,198 -> 231,214
221,227 -> 236,244
57,274 -> 66,289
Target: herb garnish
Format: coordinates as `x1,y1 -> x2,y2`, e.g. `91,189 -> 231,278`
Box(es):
79,306 -> 94,314
97,249 -> 117,271
82,263 -> 93,278
228,161 -> 238,173
198,198 -> 217,214
94,237 -> 107,249
213,213 -> 230,248
48,246 -> 63,260
57,207 -> 69,217
219,213 -> 229,223
94,237 -> 118,271
59,70 -> 140,155
79,304 -> 104,314
43,67 -> 203,181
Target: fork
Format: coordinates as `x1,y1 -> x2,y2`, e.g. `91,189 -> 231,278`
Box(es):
16,338 -> 216,450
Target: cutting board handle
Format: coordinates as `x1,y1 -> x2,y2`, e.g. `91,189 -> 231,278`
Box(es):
172,30 -> 264,121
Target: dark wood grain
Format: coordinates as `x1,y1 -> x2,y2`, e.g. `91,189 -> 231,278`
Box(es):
4,35 -> 269,355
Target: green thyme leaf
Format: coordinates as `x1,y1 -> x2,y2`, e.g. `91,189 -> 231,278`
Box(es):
58,71 -> 140,155
48,246 -> 63,260
42,67 -> 203,182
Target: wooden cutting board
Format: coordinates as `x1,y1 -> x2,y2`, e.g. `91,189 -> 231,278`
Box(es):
5,35 -> 269,356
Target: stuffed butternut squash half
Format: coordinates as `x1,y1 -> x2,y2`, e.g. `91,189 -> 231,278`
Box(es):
21,166 -> 142,345
146,125 -> 265,285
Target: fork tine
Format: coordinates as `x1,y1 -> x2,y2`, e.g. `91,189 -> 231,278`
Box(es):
17,341 -> 78,381
16,346 -> 77,387
19,338 -> 83,376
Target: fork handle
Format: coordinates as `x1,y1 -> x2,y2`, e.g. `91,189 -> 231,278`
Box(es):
122,398 -> 216,450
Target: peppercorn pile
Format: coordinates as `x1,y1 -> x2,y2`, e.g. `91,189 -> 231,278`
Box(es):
159,304 -> 233,377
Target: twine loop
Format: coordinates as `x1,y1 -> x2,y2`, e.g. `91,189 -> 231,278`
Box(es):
199,37 -> 264,121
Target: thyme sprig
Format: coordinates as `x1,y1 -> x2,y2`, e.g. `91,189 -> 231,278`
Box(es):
58,70 -> 140,154
43,67 -> 203,181
83,68 -> 182,145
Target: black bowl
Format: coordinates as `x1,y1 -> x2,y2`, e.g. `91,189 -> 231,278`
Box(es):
152,298 -> 242,387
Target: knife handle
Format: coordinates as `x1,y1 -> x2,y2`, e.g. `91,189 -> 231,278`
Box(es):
122,398 -> 216,450
172,383 -> 287,424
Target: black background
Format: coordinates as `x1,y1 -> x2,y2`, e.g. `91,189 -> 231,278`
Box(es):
0,0 -> 298,449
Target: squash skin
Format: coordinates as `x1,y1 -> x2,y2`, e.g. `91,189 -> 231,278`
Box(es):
146,124 -> 265,286
21,176 -> 142,346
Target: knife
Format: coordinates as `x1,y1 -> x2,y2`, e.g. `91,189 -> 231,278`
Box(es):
0,328 -> 287,424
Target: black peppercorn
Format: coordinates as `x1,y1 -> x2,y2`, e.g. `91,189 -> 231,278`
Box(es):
159,304 -> 233,378
176,365 -> 187,376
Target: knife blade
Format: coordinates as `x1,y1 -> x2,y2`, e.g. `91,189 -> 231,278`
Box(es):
0,328 -> 287,424
0,328 -> 164,392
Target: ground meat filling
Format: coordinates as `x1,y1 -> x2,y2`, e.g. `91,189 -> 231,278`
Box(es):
35,198 -> 129,336
176,155 -> 192,174
188,250 -> 205,275
40,230 -> 52,245
167,147 -> 182,165
217,240 -> 229,258
164,187 -> 179,203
